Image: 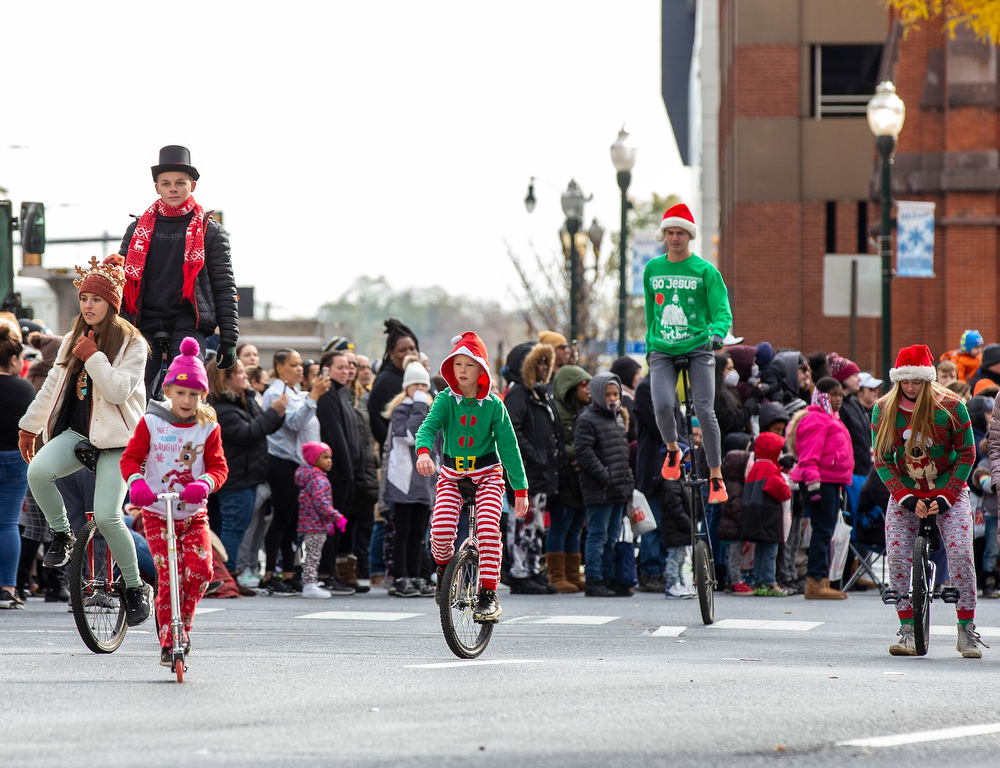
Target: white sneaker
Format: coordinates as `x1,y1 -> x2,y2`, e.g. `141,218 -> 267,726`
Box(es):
682,583 -> 698,597
237,571 -> 261,589
666,583 -> 694,599
301,582 -> 332,599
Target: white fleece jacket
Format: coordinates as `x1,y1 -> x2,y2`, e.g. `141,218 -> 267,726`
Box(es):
19,331 -> 148,449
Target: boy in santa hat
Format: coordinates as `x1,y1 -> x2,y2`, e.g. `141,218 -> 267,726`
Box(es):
415,332 -> 528,622
643,202 -> 732,504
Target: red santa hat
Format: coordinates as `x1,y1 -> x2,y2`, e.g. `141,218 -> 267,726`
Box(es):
441,332 -> 492,400
655,203 -> 697,241
890,344 -> 937,383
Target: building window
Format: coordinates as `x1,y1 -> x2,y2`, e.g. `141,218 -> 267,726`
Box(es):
811,45 -> 883,118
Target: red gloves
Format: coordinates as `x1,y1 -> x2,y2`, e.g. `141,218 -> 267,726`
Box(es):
73,331 -> 99,362
18,430 -> 36,464
329,514 -> 348,535
183,481 -> 210,506
130,479 -> 156,507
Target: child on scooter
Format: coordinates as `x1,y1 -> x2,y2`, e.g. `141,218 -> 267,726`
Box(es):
296,440 -> 347,599
120,338 -> 228,668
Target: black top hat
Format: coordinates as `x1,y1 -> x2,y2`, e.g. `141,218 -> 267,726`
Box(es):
151,145 -> 200,181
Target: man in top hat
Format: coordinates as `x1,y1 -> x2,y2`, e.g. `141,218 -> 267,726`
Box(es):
118,145 -> 239,398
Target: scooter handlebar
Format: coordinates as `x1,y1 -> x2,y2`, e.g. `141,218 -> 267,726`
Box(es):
156,492 -> 181,501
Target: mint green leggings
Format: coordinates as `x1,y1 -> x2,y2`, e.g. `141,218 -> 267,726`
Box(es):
27,430 -> 141,588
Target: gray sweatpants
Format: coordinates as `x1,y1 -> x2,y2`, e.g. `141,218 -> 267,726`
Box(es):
649,349 -> 722,468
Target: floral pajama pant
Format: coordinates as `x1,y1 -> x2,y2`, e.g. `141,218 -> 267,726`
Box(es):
885,489 -> 976,620
507,492 -> 546,579
143,510 -> 214,648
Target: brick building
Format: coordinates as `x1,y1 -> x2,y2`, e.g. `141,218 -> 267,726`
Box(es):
715,1 -> 1000,377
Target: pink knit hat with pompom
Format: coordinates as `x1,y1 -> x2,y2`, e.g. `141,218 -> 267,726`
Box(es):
163,337 -> 210,392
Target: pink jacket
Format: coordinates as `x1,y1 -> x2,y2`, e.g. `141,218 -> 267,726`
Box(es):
789,405 -> 855,488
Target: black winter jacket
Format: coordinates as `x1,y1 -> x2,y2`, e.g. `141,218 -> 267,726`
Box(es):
633,375 -> 661,498
659,477 -> 692,549
718,449 -> 751,541
504,342 -> 560,496
367,360 -> 404,448
837,394 -> 873,476
316,382 -> 361,512
574,372 -> 634,506
119,214 -> 239,347
347,395 -> 380,515
208,388 -> 284,492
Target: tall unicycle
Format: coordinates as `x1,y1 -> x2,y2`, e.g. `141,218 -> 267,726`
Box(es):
69,513 -> 128,653
438,478 -> 494,659
676,355 -> 715,625
159,492 -> 187,682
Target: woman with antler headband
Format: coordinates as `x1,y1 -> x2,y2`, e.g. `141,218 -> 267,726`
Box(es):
18,255 -> 155,627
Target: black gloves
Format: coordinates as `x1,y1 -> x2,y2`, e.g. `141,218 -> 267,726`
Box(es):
215,343 -> 237,370
932,496 -> 951,515
710,334 -> 724,351
899,496 -> 918,513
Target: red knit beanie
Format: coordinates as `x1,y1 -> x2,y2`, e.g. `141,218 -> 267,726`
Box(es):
74,255 -> 126,312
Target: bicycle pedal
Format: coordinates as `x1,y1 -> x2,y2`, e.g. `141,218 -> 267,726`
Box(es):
881,590 -> 901,605
940,587 -> 960,604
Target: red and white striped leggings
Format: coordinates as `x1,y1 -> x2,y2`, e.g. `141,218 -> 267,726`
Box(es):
430,465 -> 505,590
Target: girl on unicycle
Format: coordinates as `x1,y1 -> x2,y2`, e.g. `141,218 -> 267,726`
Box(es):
120,338 -> 228,667
19,255 -> 152,626
872,345 -> 984,658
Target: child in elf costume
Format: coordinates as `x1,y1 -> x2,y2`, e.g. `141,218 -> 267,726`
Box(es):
415,332 -> 528,622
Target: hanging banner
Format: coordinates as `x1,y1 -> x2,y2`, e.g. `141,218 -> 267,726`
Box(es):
895,201 -> 935,278
630,229 -> 663,295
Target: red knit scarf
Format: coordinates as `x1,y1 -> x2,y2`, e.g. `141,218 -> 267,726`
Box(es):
123,196 -> 206,315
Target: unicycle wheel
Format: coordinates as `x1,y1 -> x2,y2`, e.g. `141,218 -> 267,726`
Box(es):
693,540 -> 715,625
439,548 -> 493,659
911,536 -> 930,656
69,520 -> 128,653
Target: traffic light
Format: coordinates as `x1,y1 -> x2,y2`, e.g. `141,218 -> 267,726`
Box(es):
0,201 -> 15,312
20,202 -> 45,263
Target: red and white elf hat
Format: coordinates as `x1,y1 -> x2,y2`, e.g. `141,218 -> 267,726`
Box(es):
441,332 -> 492,400
889,344 -> 937,383
655,202 -> 698,241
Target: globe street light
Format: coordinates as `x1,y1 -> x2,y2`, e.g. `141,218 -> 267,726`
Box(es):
610,126 -> 637,357
867,81 -> 905,381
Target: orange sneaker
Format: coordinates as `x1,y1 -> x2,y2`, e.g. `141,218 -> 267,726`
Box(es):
661,450 -> 681,480
708,477 -> 729,504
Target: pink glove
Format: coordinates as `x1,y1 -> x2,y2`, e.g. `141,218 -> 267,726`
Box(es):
183,480 -> 210,506
130,479 -> 156,507
330,514 -> 348,534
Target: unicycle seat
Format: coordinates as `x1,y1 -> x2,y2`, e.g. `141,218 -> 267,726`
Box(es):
458,477 -> 478,507
673,355 -> 691,372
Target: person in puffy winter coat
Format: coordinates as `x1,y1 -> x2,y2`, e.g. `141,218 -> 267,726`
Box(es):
790,377 -> 854,600
296,441 -> 347,600
739,431 -> 792,596
575,372 -> 634,597
503,341 -> 560,594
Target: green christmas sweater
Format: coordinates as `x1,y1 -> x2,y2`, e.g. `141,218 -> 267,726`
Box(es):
871,396 -> 974,504
415,389 -> 528,495
643,253 -> 732,355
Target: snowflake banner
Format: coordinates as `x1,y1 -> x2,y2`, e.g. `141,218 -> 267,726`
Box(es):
896,201 -> 935,278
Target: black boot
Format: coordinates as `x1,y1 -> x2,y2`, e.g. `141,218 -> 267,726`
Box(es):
585,579 -> 615,597
44,562 -> 70,603
509,576 -> 548,595
984,573 -> 999,599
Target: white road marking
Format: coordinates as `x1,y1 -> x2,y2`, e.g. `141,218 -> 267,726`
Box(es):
502,615 -> 619,625
296,611 -> 422,621
406,659 -> 545,669
838,722 -> 1000,748
651,626 -> 686,637
930,624 -> 1000,637
194,607 -> 225,615
708,618 -> 823,631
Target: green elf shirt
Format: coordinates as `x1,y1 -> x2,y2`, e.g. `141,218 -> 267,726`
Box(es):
643,253 -> 732,355
415,388 -> 529,496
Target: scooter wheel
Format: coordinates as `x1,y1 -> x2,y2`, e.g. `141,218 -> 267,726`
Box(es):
174,657 -> 184,683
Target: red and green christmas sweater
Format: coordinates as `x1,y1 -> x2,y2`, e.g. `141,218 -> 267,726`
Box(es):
415,388 -> 528,497
871,395 -> 974,505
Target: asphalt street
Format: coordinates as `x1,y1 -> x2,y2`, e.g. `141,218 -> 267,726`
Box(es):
3,584 -> 1000,768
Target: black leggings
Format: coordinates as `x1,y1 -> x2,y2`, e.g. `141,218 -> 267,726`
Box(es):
265,455 -> 299,574
392,502 -> 431,579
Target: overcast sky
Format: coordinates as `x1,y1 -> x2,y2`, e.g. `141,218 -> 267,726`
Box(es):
2,1 -> 688,320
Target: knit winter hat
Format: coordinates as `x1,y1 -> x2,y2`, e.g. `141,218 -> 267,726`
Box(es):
402,360 -> 431,389
322,335 -> 354,353
890,344 -> 937,383
301,441 -> 331,468
826,352 -> 860,383
655,202 -> 697,241
980,343 -> 1000,372
163,337 -> 209,392
441,332 -> 492,400
74,255 -> 126,312
538,330 -> 568,348
961,330 -> 984,353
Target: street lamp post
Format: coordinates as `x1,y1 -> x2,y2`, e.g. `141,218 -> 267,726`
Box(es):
610,126 -> 637,357
561,179 -> 587,344
867,81 -> 906,380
